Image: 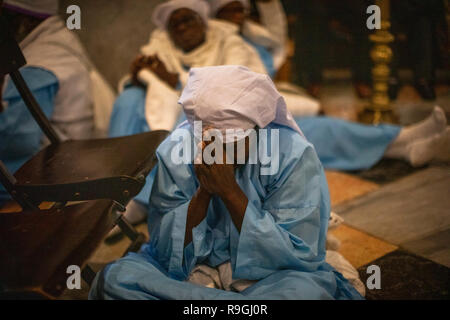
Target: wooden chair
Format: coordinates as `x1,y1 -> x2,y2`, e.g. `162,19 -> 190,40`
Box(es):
0,200 -> 118,298
0,16 -> 168,298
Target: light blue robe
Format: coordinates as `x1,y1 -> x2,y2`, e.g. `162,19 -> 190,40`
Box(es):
296,116 -> 400,171
89,123 -> 363,300
0,67 -> 58,205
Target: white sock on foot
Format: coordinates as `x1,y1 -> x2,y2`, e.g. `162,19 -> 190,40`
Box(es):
393,106 -> 447,146
387,127 -> 449,167
408,127 -> 450,167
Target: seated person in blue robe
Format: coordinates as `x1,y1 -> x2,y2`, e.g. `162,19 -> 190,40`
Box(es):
90,65 -> 363,300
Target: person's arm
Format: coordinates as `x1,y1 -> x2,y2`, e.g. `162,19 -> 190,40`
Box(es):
218,182 -> 248,232
184,186 -> 211,247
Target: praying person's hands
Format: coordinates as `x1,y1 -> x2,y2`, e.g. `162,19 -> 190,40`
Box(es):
194,134 -> 239,198
194,129 -> 248,232
130,54 -> 179,89
194,161 -> 238,198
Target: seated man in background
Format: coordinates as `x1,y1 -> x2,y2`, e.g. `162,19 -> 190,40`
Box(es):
90,65 -> 364,300
0,0 -> 115,206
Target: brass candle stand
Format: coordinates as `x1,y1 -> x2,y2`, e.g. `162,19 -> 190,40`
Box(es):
358,1 -> 398,125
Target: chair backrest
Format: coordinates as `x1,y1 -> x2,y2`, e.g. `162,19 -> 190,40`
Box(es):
0,15 -> 63,209
0,15 -> 60,145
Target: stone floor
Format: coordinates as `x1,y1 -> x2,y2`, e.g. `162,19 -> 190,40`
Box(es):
334,166 -> 450,267
11,76 -> 450,300
323,79 -> 450,299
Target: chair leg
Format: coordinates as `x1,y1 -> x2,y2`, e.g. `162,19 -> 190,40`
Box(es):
116,214 -> 139,239
0,161 -> 37,210
115,214 -> 147,255
124,232 -> 146,255
81,264 -> 97,286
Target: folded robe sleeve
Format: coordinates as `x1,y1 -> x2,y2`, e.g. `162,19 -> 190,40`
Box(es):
232,144 -> 330,280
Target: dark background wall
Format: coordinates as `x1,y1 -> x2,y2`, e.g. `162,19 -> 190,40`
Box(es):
59,0 -> 164,90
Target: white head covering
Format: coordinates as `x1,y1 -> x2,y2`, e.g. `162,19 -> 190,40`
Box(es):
207,0 -> 249,17
179,65 -> 303,143
2,0 -> 58,18
152,0 -> 210,30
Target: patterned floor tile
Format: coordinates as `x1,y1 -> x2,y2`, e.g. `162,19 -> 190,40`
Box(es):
334,167 -> 450,246
329,224 -> 397,269
325,170 -> 379,206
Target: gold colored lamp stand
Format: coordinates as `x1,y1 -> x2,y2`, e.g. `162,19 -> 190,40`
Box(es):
358,0 -> 398,125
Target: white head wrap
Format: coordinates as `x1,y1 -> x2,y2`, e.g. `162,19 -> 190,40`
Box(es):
179,65 -> 303,143
207,0 -> 249,17
152,0 -> 210,30
2,0 -> 58,18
